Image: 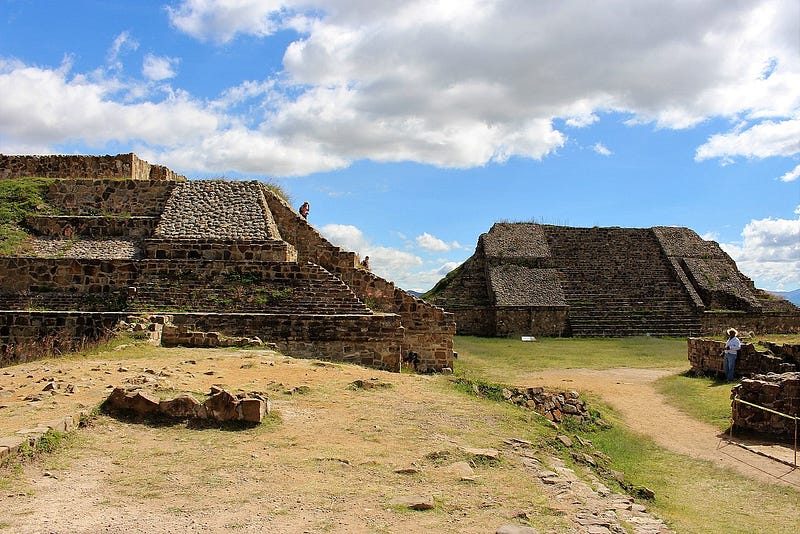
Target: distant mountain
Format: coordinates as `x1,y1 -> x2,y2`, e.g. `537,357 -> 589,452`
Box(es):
407,290 -> 424,298
769,289 -> 800,306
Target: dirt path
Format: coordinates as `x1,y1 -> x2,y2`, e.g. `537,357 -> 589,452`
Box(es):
521,367 -> 800,488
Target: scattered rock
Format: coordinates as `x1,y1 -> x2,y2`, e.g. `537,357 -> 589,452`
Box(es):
461,447 -> 500,461
348,379 -> 392,390
394,467 -> 420,475
104,386 -> 268,424
446,461 -> 475,480
388,495 -> 435,511
496,526 -> 538,534
556,435 -> 573,447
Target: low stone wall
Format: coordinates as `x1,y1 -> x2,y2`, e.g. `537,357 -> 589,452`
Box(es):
0,153 -> 185,181
700,312 -> 800,336
24,215 -> 157,239
731,373 -> 800,439
163,312 -> 405,371
687,338 -> 797,378
0,311 -> 124,366
141,239 -> 296,262
448,306 -> 496,336
0,258 -> 138,292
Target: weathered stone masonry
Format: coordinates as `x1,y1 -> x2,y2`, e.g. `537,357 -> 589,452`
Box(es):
0,154 -> 454,371
429,222 -> 799,338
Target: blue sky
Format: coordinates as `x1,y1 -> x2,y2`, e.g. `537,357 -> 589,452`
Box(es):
1,0 -> 798,293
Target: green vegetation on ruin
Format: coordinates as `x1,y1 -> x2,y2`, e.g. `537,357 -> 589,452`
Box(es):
0,177 -> 54,255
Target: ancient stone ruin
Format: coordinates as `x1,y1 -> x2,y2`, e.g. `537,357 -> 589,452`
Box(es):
105,385 -> 269,424
687,338 -> 798,378
427,222 -> 800,337
732,373 -> 800,439
0,153 -> 455,371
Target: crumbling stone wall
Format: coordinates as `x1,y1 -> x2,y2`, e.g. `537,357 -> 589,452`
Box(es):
0,153 -> 185,181
687,338 -> 797,378
731,373 -> 800,438
0,311 -> 124,366
141,239 -> 296,262
45,179 -> 179,216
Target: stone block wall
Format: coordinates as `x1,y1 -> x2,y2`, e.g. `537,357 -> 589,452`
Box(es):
0,258 -> 138,293
494,307 -> 570,337
700,312 -> 800,335
141,239 -> 296,262
687,338 -> 797,378
0,153 -> 185,181
0,311 -> 124,366
448,307 -> 495,337
731,373 -> 800,438
46,180 -> 179,216
163,312 -> 404,371
24,215 -> 157,239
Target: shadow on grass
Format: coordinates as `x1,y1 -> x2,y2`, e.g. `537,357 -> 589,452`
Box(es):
677,369 -> 737,389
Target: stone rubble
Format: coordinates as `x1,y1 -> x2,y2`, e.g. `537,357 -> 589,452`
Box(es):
104,385 -> 270,424
504,439 -> 674,534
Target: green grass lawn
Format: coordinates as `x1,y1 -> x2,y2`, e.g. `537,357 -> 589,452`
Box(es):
655,372 -> 735,431
454,335 -> 687,382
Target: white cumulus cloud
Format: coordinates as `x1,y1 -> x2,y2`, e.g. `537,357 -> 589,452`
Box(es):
593,142 -> 612,156
320,223 -> 423,287
696,119 -> 800,162
778,163 -> 800,182
1,0 -> 799,176
415,232 -> 460,253
142,54 -> 179,81
721,215 -> 800,290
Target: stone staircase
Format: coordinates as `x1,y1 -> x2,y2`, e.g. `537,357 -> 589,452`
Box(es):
542,226 -> 701,337
129,260 -> 370,315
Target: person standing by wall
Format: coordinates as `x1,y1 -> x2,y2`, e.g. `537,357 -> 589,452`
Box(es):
723,327 -> 741,381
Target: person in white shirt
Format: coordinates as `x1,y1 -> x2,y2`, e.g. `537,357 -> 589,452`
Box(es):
723,328 -> 741,381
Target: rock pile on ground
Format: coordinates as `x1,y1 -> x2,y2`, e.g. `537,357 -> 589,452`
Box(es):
501,386 -> 598,424
105,385 -> 270,424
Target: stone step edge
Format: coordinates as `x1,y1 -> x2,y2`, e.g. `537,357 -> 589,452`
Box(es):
0,410 -> 90,464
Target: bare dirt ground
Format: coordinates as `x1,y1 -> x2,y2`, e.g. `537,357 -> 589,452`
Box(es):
0,347 -> 593,533
1,347 -> 798,533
